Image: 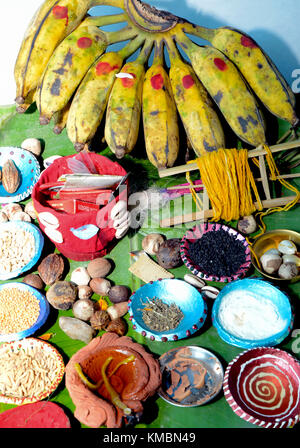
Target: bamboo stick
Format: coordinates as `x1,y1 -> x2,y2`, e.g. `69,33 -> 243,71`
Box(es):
158,139 -> 300,178
160,195 -> 300,228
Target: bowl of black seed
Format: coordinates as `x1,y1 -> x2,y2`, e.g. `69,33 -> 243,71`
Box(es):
180,222 -> 251,283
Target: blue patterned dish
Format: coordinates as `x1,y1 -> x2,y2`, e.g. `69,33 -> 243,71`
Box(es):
128,279 -> 207,342
0,282 -> 50,343
0,221 -> 44,280
212,278 -> 293,349
0,147 -> 40,203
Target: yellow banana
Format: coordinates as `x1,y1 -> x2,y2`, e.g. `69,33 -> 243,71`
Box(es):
175,30 -> 266,147
67,35 -> 145,152
37,15 -> 132,125
184,24 -> 298,127
105,40 -> 153,158
53,101 -> 71,134
142,42 -> 179,169
14,0 -> 93,106
15,89 -> 37,114
166,37 -> 225,157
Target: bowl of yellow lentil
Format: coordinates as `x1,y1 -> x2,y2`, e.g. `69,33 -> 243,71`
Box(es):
0,282 -> 50,342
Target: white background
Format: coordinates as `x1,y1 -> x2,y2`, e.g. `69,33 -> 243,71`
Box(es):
0,0 -> 299,105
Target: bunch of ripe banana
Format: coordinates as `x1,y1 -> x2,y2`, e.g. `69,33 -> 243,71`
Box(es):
14,0 -> 298,170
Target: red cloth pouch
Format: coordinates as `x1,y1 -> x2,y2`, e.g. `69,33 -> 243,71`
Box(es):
32,154 -> 128,261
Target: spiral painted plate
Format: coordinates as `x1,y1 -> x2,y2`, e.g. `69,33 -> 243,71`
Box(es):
0,147 -> 40,203
180,222 -> 251,283
0,338 -> 65,405
128,279 -> 207,342
0,221 -> 44,280
223,348 -> 300,428
158,346 -> 224,407
0,282 -> 50,343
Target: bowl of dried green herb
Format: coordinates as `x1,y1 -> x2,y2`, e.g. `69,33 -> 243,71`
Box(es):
127,279 -> 207,342
180,222 -> 251,283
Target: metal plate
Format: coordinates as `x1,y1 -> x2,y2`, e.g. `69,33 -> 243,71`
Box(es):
158,346 -> 224,407
0,147 -> 40,203
0,282 -> 50,343
128,279 -> 207,342
224,347 -> 300,428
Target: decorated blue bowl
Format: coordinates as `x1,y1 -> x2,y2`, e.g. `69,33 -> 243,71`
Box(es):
128,279 -> 207,342
0,147 -> 40,203
0,221 -> 44,280
212,278 -> 293,349
0,282 -> 50,343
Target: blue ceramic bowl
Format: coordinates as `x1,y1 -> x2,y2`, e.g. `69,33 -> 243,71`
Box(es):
0,221 -> 44,280
128,279 -> 207,342
212,278 -> 293,349
0,147 -> 40,203
0,282 -> 50,343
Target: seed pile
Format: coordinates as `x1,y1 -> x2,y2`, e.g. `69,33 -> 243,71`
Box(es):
0,344 -> 60,399
140,297 -> 184,332
0,288 -> 40,334
0,226 -> 36,274
188,228 -> 247,278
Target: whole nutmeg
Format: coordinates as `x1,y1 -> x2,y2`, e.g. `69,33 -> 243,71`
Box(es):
106,318 -> 127,336
46,281 -> 77,310
72,299 -> 95,321
142,233 -> 165,255
21,138 -> 42,156
90,278 -> 111,295
87,258 -> 112,278
156,238 -> 183,269
107,302 -> 129,320
38,253 -> 64,285
78,285 -> 93,300
260,252 -> 282,275
237,215 -> 257,235
70,267 -> 90,286
22,273 -> 44,290
278,262 -> 298,280
90,310 -> 111,330
108,285 -> 130,304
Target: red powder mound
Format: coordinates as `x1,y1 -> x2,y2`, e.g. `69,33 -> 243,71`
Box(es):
0,402 -> 71,428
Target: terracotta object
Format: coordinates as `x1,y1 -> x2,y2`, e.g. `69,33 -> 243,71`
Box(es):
65,333 -> 162,428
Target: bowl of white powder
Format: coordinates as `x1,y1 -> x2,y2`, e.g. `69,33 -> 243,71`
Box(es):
211,278 -> 293,348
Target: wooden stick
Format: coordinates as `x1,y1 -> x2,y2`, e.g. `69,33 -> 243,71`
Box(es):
259,155 -> 271,200
160,195 -> 300,227
158,139 -> 300,178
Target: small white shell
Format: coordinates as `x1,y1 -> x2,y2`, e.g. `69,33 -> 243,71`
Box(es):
43,226 -> 63,244
278,240 -> 297,255
113,211 -> 130,229
201,286 -> 219,300
115,72 -> 134,79
115,224 -> 130,239
184,273 -> 206,289
43,155 -> 62,169
110,200 -> 127,221
70,267 -> 91,286
38,211 -> 59,229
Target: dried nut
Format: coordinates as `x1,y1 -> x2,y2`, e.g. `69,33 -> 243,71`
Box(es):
2,160 -> 21,194
107,302 -> 129,320
142,233 -> 165,255
70,267 -> 90,286
278,240 -> 297,255
237,215 -> 257,235
283,254 -> 300,267
278,262 -> 298,280
22,273 -> 44,290
59,316 -> 95,344
38,253 -> 65,285
0,211 -> 8,223
106,318 -> 127,336
2,203 -> 22,219
72,299 -> 95,321
10,211 -> 31,222
46,281 -> 77,310
260,253 -> 282,275
90,278 -> 111,295
200,286 -> 219,300
156,238 -> 183,269
78,285 -> 93,300
90,310 -> 111,330
21,138 -> 42,156
184,273 -> 206,289
87,258 -> 112,278
24,201 -> 37,219
108,285 -> 130,304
